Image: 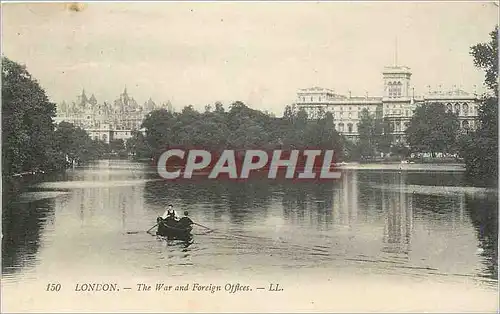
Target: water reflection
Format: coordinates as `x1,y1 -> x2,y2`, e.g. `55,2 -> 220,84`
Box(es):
1,160 -> 498,285
466,194 -> 498,280
2,193 -> 55,274
381,172 -> 412,256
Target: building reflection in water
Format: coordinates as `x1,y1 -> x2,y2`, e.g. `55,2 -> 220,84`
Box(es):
381,172 -> 413,256
332,170 -> 358,227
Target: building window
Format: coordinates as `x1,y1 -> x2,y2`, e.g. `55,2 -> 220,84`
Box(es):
347,123 -> 353,133
388,81 -> 402,98
462,120 -> 469,129
463,103 -> 468,116
396,82 -> 402,97
405,110 -> 409,116
339,123 -> 344,132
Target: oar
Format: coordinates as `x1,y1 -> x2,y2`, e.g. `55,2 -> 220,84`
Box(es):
193,222 -> 213,231
146,223 -> 158,233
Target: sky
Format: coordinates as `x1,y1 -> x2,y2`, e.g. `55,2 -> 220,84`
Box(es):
1,2 -> 498,115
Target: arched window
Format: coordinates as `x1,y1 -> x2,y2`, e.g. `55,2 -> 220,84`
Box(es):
446,103 -> 452,112
463,103 -> 468,116
396,121 -> 401,132
462,120 -> 469,129
347,123 -> 353,133
339,123 -> 344,132
454,103 -> 460,115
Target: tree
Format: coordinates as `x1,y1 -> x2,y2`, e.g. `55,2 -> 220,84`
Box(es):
471,26 -> 498,95
406,103 -> 460,157
461,26 -> 498,185
126,131 -> 151,159
53,122 -> 107,166
2,57 -> 58,175
2,57 -> 109,180
109,139 -> 125,153
357,108 -> 376,157
374,117 -> 393,155
139,101 -> 344,163
355,109 -> 393,158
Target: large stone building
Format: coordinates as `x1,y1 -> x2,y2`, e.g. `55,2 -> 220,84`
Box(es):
294,63 -> 481,143
55,88 -> 173,144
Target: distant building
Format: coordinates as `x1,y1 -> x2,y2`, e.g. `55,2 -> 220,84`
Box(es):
54,88 -> 173,144
294,64 -> 481,143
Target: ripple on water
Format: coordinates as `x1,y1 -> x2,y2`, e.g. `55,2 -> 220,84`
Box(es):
370,183 -> 496,197
35,179 -> 160,190
17,191 -> 71,203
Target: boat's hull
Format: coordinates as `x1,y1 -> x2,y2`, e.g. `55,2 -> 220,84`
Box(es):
156,221 -> 193,240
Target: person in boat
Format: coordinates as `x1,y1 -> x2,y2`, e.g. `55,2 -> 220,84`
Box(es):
161,204 -> 179,220
178,211 -> 194,228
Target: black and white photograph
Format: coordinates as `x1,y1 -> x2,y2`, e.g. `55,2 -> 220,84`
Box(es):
1,1 -> 499,312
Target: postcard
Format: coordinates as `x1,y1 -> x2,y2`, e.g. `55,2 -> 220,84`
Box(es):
1,1 -> 498,312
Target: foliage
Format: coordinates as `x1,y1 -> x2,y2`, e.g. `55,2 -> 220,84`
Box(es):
141,102 -> 344,160
470,26 -> 498,95
355,109 -> 393,158
126,131 -> 152,159
2,57 -> 58,175
461,26 -> 498,186
53,121 -> 108,166
406,103 -> 460,157
2,57 -> 105,178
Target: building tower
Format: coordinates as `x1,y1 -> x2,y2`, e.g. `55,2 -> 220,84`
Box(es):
383,39 -> 412,99
383,66 -> 412,99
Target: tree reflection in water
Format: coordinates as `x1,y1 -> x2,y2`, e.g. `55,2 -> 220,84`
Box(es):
466,194 -> 498,280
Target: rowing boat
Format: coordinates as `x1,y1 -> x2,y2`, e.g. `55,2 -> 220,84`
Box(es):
156,218 -> 193,239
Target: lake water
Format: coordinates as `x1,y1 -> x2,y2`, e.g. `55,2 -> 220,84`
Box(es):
2,160 -> 498,312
